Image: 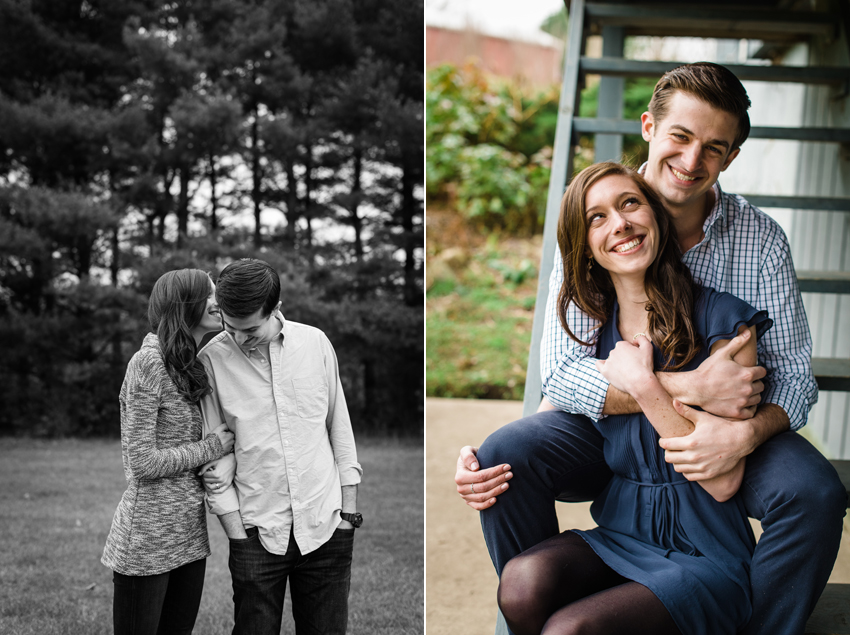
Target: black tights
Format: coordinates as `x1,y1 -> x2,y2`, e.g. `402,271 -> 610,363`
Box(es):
498,531 -> 682,635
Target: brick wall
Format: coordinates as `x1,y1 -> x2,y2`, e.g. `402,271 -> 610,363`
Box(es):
426,25 -> 563,86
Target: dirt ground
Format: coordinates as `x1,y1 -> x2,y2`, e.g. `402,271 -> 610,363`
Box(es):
425,398 -> 597,635
425,397 -> 850,635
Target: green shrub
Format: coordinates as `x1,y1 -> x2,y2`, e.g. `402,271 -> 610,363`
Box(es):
427,64 -> 656,235
426,63 -> 558,235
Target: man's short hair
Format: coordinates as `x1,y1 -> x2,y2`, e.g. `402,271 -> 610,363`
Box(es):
216,258 -> 281,319
648,62 -> 751,151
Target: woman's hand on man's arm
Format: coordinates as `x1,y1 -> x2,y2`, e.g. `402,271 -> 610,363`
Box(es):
200,451 -> 236,492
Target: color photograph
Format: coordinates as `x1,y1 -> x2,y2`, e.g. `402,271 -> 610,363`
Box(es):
426,1 -> 850,634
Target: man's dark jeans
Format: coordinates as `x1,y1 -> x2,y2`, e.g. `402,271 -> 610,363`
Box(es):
477,410 -> 848,635
229,526 -> 354,635
112,557 -> 206,635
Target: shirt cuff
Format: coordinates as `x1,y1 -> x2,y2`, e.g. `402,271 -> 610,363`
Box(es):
206,486 -> 240,516
338,463 -> 363,487
543,361 -> 608,422
762,383 -> 810,432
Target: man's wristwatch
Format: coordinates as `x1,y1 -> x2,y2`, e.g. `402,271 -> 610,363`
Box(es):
340,512 -> 363,528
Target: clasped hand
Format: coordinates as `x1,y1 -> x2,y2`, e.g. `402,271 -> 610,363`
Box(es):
686,331 -> 765,420
200,452 -> 236,493
595,335 -> 655,395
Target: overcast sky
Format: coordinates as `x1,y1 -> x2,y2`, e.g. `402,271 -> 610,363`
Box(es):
425,0 -> 566,44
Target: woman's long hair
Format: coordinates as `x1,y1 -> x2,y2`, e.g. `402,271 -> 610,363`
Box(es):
556,162 -> 701,370
147,269 -> 213,403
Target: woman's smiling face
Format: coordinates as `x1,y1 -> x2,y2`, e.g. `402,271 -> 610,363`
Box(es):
584,173 -> 659,283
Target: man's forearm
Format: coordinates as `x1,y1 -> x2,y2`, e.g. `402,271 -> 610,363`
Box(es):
602,384 -> 642,415
602,368 -> 693,416
341,484 -> 357,512
746,402 -> 790,450
604,371 -> 789,452
217,510 -> 247,539
657,370 -> 694,407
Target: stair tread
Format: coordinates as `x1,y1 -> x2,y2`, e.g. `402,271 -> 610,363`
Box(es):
572,117 -> 850,142
585,3 -> 834,39
741,195 -> 850,212
580,57 -> 850,85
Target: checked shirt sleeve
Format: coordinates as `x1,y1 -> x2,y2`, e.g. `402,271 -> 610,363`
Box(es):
540,251 -> 609,421
754,228 -> 818,431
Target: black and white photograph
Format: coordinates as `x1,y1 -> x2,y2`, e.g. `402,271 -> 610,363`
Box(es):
0,1 -> 423,633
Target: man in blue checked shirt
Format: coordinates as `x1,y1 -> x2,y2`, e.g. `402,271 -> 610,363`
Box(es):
455,62 -> 846,635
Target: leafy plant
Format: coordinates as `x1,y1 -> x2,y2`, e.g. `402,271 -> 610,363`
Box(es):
426,63 -> 559,235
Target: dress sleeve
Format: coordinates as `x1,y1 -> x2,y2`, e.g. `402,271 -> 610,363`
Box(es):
703,288 -> 773,351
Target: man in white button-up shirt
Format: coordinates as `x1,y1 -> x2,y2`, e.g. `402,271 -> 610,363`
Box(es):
455,63 -> 846,635
199,258 -> 362,635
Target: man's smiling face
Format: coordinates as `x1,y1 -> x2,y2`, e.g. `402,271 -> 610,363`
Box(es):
640,91 -> 741,215
220,302 -> 281,348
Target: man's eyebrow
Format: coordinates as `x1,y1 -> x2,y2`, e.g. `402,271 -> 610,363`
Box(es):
669,124 -> 730,149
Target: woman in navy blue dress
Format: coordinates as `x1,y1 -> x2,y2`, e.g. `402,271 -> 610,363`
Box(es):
497,162 -> 771,635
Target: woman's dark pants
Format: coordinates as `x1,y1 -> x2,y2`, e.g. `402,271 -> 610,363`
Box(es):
113,557 -> 206,635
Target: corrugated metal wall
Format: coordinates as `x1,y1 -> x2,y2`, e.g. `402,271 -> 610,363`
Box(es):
791,33 -> 850,458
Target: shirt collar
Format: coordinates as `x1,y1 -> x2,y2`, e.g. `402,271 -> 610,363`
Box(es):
270,310 -> 286,341
704,181 -> 727,231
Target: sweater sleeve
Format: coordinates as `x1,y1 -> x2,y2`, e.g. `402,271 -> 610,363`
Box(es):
123,361 -> 225,480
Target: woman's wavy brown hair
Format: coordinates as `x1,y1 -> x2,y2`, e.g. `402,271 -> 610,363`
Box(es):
148,269 -> 213,403
556,162 -> 701,370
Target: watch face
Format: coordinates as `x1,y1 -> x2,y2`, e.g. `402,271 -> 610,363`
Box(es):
344,513 -> 363,528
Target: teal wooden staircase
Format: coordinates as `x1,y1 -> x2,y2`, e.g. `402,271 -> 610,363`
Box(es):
501,1 -> 850,633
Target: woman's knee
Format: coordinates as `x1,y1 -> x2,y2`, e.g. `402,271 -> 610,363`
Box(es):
498,555 -> 552,627
541,613 -> 595,635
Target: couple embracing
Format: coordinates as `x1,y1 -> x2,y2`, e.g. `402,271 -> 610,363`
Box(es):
456,63 -> 847,634
102,258 -> 362,634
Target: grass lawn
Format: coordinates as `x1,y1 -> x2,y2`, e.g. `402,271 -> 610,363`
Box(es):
426,211 -> 541,401
0,436 -> 423,634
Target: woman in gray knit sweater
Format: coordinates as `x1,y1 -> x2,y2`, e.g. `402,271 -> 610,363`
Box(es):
102,269 -> 234,635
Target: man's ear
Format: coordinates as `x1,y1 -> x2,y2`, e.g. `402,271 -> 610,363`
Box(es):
274,300 -> 282,313
721,147 -> 741,172
640,112 -> 654,142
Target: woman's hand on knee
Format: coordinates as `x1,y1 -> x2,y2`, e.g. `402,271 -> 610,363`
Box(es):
455,446 -> 512,510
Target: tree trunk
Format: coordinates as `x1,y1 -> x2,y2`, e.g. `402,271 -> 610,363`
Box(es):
400,151 -> 418,307
209,155 -> 219,232
251,103 -> 262,248
282,160 -> 297,250
304,146 -> 314,252
110,224 -> 119,286
350,146 -> 363,262
176,163 -> 190,248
